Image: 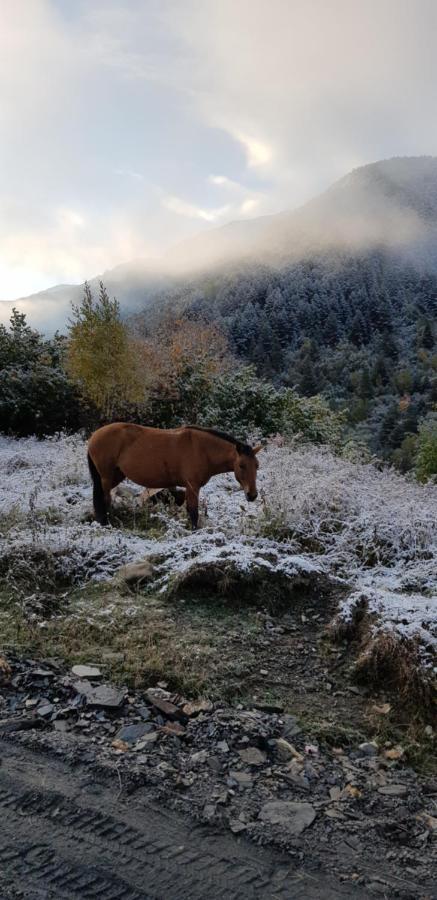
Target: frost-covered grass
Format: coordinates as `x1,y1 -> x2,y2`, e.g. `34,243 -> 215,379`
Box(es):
1,433 -> 436,670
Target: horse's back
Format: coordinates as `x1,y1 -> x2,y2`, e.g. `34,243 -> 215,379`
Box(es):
88,422 -> 191,487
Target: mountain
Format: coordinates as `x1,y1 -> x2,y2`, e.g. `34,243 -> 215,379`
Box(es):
3,156 -> 437,334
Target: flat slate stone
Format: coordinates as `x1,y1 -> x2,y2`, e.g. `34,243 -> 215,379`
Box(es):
116,723 -> 154,744
74,680 -> 126,709
378,784 -> 408,797
260,801 -> 316,835
228,770 -> 253,788
238,747 -> 266,766
149,696 -> 187,722
71,665 -> 101,680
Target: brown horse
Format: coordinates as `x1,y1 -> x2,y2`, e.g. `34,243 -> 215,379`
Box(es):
87,423 -> 261,528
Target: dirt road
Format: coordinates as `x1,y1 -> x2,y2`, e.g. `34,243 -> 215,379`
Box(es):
0,738 -> 368,900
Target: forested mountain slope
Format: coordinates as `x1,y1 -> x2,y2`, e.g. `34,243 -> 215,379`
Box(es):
133,157 -> 437,460
168,250 -> 436,459
4,156 -> 437,462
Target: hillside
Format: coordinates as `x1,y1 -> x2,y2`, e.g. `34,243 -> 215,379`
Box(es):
4,156 -> 437,334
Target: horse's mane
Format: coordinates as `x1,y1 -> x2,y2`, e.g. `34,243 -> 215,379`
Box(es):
185,425 -> 254,457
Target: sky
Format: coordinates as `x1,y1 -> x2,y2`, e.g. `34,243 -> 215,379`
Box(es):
2,0 -> 437,302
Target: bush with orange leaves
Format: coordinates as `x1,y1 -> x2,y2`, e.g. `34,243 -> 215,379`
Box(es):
138,316 -> 233,427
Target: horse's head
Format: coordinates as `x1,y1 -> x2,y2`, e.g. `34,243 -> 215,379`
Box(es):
233,443 -> 262,501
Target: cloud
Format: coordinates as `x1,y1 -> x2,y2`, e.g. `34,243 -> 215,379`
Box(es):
234,134 -> 274,168
2,0 -> 437,305
57,208 -> 85,229
114,169 -> 145,181
162,195 -> 231,223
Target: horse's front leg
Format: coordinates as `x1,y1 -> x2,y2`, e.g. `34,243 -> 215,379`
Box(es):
185,485 -> 199,530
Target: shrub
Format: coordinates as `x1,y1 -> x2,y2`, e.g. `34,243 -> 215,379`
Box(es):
415,414 -> 437,482
0,365 -> 81,437
199,366 -> 283,437
199,366 -> 345,445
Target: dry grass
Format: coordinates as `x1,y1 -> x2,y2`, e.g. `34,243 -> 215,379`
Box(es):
0,582 -> 263,700
331,607 -> 435,716
354,631 -> 435,712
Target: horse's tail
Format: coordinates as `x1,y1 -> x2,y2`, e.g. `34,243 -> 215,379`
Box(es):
87,453 -> 108,525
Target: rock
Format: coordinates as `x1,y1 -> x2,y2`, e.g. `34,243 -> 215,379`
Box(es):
30,668 -> 55,679
342,784 -> 362,799
118,561 -> 154,585
148,695 -> 186,722
25,698 -> 39,709
367,882 -> 389,895
37,702 -> 54,717
371,703 -> 391,715
358,742 -> 378,757
238,747 -> 266,766
182,699 -> 213,717
384,746 -> 404,761
417,812 -> 437,831
275,738 -> 303,762
329,786 -> 342,801
325,807 -> 346,820
74,680 -> 126,709
189,749 -> 209,765
71,665 -> 101,680
378,784 -> 408,797
135,733 -> 159,749
137,706 -> 151,720
229,819 -> 247,833
53,720 -> 70,733
282,714 -> 302,739
203,803 -> 217,822
159,722 -> 186,737
216,740 -> 230,753
228,770 -> 253,789
112,739 -> 129,752
115,723 -> 154,744
207,756 -> 221,774
146,687 -> 171,701
260,801 -> 316,835
253,701 -> 284,713
283,770 -> 310,791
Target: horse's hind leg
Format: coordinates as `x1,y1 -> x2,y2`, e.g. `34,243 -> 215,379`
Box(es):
88,453 -> 109,525
185,486 -> 199,530
111,467 -> 125,490
100,476 -> 113,516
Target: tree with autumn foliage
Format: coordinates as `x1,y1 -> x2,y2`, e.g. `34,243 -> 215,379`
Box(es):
139,315 -> 231,426
66,282 -> 147,421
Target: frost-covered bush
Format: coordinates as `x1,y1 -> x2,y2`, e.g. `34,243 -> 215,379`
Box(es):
199,365 -> 344,444
0,309 -> 82,438
199,366 -> 283,437
257,443 -> 437,573
257,443 -> 437,656
0,365 -> 82,437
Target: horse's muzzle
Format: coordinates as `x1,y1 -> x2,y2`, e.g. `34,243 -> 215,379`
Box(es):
246,491 -> 258,502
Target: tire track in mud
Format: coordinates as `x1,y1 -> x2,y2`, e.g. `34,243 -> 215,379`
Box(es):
0,739 -> 365,899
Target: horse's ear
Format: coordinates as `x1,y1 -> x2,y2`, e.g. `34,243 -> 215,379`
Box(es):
253,444 -> 263,454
